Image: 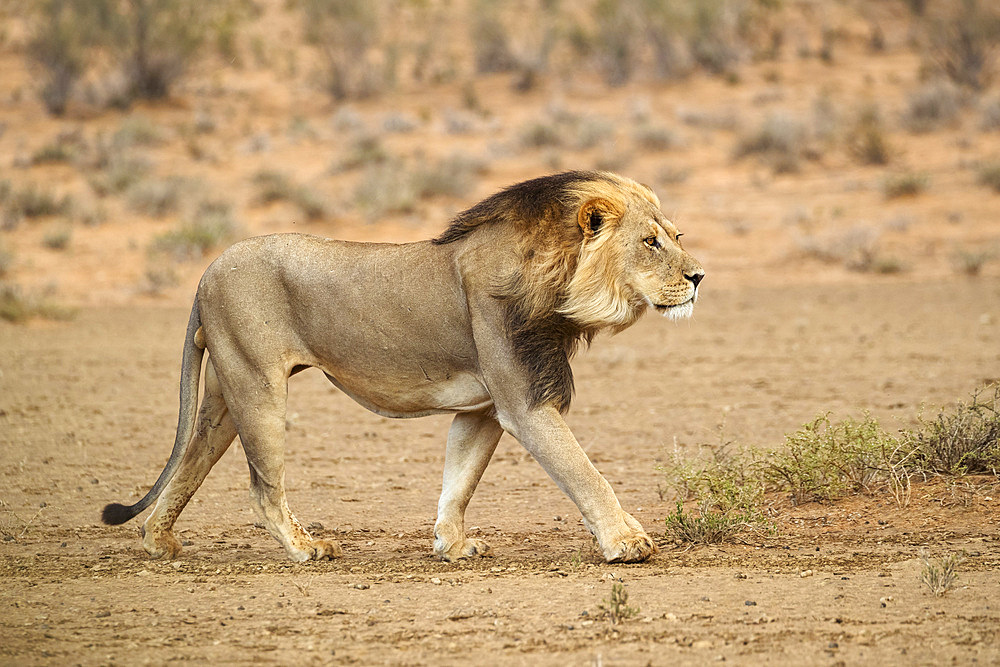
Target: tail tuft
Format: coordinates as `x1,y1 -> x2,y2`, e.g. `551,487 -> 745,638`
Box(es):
101,502 -> 136,525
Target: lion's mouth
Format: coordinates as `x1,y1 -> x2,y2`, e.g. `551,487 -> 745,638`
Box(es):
652,297 -> 695,320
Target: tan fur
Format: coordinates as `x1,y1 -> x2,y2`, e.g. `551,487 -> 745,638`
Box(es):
102,171 -> 704,564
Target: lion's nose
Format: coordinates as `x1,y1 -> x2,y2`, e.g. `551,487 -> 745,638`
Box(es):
686,271 -> 704,289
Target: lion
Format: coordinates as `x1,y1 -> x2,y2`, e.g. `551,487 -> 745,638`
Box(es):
102,171 -> 704,564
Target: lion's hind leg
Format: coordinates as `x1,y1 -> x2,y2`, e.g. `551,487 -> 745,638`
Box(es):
433,412 -> 503,561
142,359 -> 238,559
218,363 -> 341,562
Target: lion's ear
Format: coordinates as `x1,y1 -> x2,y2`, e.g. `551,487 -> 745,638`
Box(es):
577,198 -> 617,239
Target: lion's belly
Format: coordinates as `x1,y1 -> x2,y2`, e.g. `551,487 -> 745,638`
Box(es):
323,369 -> 493,418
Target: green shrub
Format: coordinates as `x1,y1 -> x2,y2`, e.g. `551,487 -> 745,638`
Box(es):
598,583 -> 639,625
763,413 -> 896,503
919,549 -> 964,596
659,444 -> 771,542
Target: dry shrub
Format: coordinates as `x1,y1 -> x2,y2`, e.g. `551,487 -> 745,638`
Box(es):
923,0 -> 1000,90
906,385 -> 1000,475
902,80 -> 963,133
734,113 -> 807,173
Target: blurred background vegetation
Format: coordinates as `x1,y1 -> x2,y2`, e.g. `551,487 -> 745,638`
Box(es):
1,0 -> 999,315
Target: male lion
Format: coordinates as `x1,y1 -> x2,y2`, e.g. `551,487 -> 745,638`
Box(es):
102,171 -> 704,563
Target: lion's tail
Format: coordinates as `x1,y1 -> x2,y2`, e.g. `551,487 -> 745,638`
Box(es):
101,295 -> 205,525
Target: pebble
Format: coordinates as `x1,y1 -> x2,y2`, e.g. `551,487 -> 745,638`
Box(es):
431,577 -> 442,585
799,569 -> 814,578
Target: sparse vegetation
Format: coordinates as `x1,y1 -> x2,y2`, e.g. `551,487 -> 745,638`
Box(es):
88,153 -> 152,197
252,171 -> 328,221
0,283 -> 76,323
763,413 -> 896,503
632,123 -> 678,152
598,583 -> 639,625
302,0 -> 382,100
42,224 -> 72,250
902,80 -> 963,133
981,95 -> 1000,131
976,162 -> 1000,192
26,0 -> 218,113
659,440 -> 772,543
2,183 -> 72,220
952,248 -> 994,276
923,0 -> 1000,91
734,113 -> 806,173
0,244 -> 12,276
126,178 -> 184,217
660,387 -> 999,533
919,549 -> 964,596
848,104 -> 891,166
883,172 -> 929,199
26,0 -> 98,115
149,202 -> 241,261
906,385 -> 1000,475
519,121 -> 564,149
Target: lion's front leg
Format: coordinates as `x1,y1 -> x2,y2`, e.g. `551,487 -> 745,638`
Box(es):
433,412 -> 503,561
503,406 -> 657,564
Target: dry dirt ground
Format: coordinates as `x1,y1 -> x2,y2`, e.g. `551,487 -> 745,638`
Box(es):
2,278 -> 999,665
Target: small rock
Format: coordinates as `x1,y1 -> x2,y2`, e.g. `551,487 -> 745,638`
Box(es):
744,600 -> 757,607
828,641 -> 839,649
95,610 -> 111,618
317,608 -> 346,616
799,569 -> 814,578
307,522 -> 325,532
351,583 -> 370,590
734,572 -> 747,580
431,577 -> 442,585
446,608 -> 475,621
880,596 -> 894,607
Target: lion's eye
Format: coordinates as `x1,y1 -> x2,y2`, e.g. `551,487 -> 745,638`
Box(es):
643,236 -> 660,249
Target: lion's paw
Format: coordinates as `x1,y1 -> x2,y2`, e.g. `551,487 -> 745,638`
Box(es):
289,539 -> 342,562
141,526 -> 182,560
436,537 -> 491,562
604,530 -> 657,564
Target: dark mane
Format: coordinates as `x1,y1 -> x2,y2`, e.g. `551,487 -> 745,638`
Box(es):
432,171 -> 607,245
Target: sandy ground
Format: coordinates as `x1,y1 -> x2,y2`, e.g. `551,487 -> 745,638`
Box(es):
2,278 -> 999,665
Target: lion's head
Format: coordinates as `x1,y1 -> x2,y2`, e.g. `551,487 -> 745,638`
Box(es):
434,171 -> 704,410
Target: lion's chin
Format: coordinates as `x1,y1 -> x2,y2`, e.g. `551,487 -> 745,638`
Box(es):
653,299 -> 694,321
